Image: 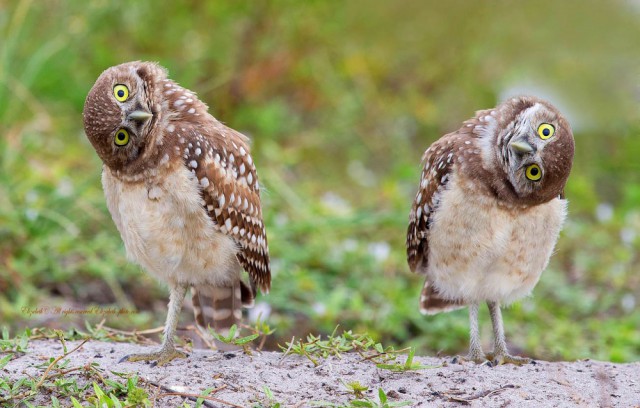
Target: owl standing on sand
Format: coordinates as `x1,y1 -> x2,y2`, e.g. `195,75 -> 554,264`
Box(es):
83,61 -> 270,366
406,96 -> 574,365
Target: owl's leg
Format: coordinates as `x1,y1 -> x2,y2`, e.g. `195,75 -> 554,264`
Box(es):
453,303 -> 485,363
486,301 -> 531,366
466,303 -> 486,363
120,284 -> 188,366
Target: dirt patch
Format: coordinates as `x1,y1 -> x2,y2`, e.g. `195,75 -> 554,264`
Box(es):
2,340 -> 639,407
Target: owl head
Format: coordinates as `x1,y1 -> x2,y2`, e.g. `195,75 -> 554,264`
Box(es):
83,61 -> 187,174
477,96 -> 575,206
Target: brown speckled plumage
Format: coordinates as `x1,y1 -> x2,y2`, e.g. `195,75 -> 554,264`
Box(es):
83,61 -> 270,364
407,96 -> 574,365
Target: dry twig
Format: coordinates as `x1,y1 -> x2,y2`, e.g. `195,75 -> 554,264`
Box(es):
445,384 -> 517,404
35,339 -> 89,389
142,377 -> 241,408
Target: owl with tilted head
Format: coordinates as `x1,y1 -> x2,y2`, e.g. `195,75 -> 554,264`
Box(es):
406,96 -> 574,365
83,61 -> 270,366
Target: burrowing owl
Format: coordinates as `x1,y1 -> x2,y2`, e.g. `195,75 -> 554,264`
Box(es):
83,61 -> 270,366
406,96 -> 574,365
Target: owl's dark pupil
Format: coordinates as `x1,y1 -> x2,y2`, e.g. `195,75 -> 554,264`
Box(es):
118,132 -> 125,140
531,168 -> 539,175
117,90 -> 125,98
542,128 -> 550,136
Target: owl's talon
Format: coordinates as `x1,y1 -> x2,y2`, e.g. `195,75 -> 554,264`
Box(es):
451,352 -> 486,365
468,353 -> 486,364
120,348 -> 187,366
487,353 -> 531,366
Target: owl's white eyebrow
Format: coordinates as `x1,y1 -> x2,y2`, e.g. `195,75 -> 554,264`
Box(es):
521,103 -> 546,122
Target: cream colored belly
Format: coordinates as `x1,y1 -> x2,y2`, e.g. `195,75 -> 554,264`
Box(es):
427,176 -> 567,304
102,166 -> 240,287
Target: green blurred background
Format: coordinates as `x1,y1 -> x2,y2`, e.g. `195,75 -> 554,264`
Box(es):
1,0 -> 639,362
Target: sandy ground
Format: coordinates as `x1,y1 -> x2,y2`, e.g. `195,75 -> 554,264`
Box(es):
2,340 -> 640,407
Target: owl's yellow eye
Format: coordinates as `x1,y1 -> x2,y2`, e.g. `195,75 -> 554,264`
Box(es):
113,84 -> 129,102
537,123 -> 555,140
525,164 -> 542,181
114,129 -> 130,146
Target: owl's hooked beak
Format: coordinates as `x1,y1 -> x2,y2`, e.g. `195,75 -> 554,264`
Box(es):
127,110 -> 153,122
509,140 -> 535,154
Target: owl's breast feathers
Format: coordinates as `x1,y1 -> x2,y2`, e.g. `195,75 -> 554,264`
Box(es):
102,159 -> 241,288
425,171 -> 567,304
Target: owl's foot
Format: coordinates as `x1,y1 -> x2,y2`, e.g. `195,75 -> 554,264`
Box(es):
484,352 -> 531,366
451,350 -> 486,364
119,347 -> 187,367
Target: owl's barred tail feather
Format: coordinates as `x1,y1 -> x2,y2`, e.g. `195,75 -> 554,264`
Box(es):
191,281 -> 254,351
419,279 -> 465,315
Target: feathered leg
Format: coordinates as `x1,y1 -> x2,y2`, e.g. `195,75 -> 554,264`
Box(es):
121,284 -> 188,366
486,301 -> 531,365
453,303 -> 485,364
467,303 -> 485,362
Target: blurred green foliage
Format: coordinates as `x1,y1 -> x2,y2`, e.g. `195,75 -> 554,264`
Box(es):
1,0 -> 639,362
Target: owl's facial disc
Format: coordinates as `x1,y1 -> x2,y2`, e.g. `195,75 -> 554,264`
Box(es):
83,62 -> 166,172
507,127 -> 545,192
479,96 -> 574,206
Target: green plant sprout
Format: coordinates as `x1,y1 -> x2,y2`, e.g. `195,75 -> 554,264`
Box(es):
210,324 -> 260,354
252,386 -> 282,408
313,388 -> 412,408
342,380 -> 369,399
376,347 -> 437,372
280,327 -> 436,369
